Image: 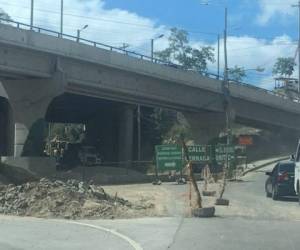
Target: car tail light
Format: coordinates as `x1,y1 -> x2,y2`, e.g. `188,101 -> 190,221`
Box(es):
277,171 -> 289,182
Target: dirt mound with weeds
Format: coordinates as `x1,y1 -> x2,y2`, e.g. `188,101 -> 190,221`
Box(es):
0,178 -> 154,219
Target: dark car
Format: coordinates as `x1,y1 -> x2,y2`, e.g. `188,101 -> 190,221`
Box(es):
265,161 -> 295,200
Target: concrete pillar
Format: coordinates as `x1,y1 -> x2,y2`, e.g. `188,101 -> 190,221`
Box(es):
118,105 -> 134,167
14,123 -> 29,157
85,107 -> 118,162
0,97 -> 14,156
1,70 -> 65,157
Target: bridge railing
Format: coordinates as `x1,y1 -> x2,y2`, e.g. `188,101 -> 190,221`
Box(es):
0,18 -> 299,103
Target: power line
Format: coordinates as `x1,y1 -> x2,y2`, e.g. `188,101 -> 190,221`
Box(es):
0,0 -> 219,36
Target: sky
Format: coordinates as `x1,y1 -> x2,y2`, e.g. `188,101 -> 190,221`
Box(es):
0,0 -> 299,89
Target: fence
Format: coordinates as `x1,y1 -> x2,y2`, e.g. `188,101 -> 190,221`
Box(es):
0,17 -> 299,103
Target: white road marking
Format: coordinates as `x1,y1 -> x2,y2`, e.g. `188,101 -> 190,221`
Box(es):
67,221 -> 143,250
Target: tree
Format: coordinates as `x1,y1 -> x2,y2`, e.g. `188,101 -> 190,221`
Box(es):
155,27 -> 215,74
228,66 -> 246,82
49,123 -> 84,143
0,8 -> 12,22
272,57 -> 296,78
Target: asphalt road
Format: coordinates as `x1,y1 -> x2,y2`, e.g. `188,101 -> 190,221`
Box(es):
168,164 -> 300,250
1,162 -> 300,250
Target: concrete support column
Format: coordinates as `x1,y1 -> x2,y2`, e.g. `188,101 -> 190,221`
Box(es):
118,105 -> 134,167
1,70 -> 65,157
14,123 -> 29,157
85,107 -> 118,162
0,97 -> 14,156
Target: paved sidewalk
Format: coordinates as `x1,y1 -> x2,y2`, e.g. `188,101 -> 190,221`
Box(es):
242,155 -> 289,175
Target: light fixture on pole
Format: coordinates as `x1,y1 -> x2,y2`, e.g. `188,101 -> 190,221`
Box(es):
30,0 -> 34,30
151,34 -> 164,62
77,24 -> 88,42
118,43 -> 130,50
60,0 -> 64,37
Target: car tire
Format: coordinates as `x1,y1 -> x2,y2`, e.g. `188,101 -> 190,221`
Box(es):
272,185 -> 279,200
265,179 -> 272,198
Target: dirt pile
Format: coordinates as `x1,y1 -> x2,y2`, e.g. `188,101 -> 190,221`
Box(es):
0,178 -> 154,219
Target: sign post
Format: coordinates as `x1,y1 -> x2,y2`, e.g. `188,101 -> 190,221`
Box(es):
155,145 -> 183,172
215,144 -> 235,165
187,145 -> 212,163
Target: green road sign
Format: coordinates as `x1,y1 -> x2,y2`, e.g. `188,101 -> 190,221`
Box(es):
187,145 -> 212,162
155,145 -> 183,171
215,144 -> 236,164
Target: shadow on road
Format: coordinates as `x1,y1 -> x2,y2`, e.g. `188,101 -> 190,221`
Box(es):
277,196 -> 298,203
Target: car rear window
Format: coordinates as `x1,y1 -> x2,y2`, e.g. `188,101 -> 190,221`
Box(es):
279,163 -> 295,172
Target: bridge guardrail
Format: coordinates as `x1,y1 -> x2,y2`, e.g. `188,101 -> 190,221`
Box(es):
0,17 -> 299,103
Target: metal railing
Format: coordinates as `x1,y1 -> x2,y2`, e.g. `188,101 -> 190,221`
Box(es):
0,17 -> 299,103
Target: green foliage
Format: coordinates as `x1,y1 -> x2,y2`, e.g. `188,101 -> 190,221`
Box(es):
228,65 -> 246,82
155,27 -> 215,73
0,9 -> 12,22
49,123 -> 84,143
272,57 -> 296,77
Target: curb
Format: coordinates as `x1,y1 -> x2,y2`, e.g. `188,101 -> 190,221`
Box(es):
242,156 -> 289,176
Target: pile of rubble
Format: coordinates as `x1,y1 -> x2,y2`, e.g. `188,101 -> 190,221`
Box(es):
0,178 -> 154,219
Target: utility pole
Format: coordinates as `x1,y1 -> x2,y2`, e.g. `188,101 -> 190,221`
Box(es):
77,30 -> 80,42
217,34 -> 220,79
224,7 -> 228,87
60,0 -> 64,37
292,1 -> 300,93
223,7 -> 230,173
30,0 -> 34,30
137,105 -> 141,162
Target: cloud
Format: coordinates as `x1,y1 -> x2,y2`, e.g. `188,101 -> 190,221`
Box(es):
257,0 -> 297,25
1,0 -> 167,54
0,0 -> 298,90
192,35 -> 297,89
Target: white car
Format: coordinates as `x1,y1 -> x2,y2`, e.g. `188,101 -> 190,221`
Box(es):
294,140 -> 300,204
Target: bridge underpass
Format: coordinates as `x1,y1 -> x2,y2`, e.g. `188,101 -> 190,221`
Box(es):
46,93 -> 134,164
0,21 -> 300,175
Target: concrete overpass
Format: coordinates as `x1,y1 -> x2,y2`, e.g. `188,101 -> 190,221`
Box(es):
0,20 -> 300,163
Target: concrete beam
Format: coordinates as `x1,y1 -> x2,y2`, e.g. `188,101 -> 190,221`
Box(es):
0,23 -> 300,131
118,105 -> 134,167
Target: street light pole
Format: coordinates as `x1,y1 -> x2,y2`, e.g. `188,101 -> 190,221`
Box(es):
77,29 -> 80,42
77,24 -> 88,42
151,34 -> 164,62
60,0 -> 63,37
137,105 -> 141,162
151,38 -> 154,62
224,7 -> 228,86
30,0 -> 34,30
